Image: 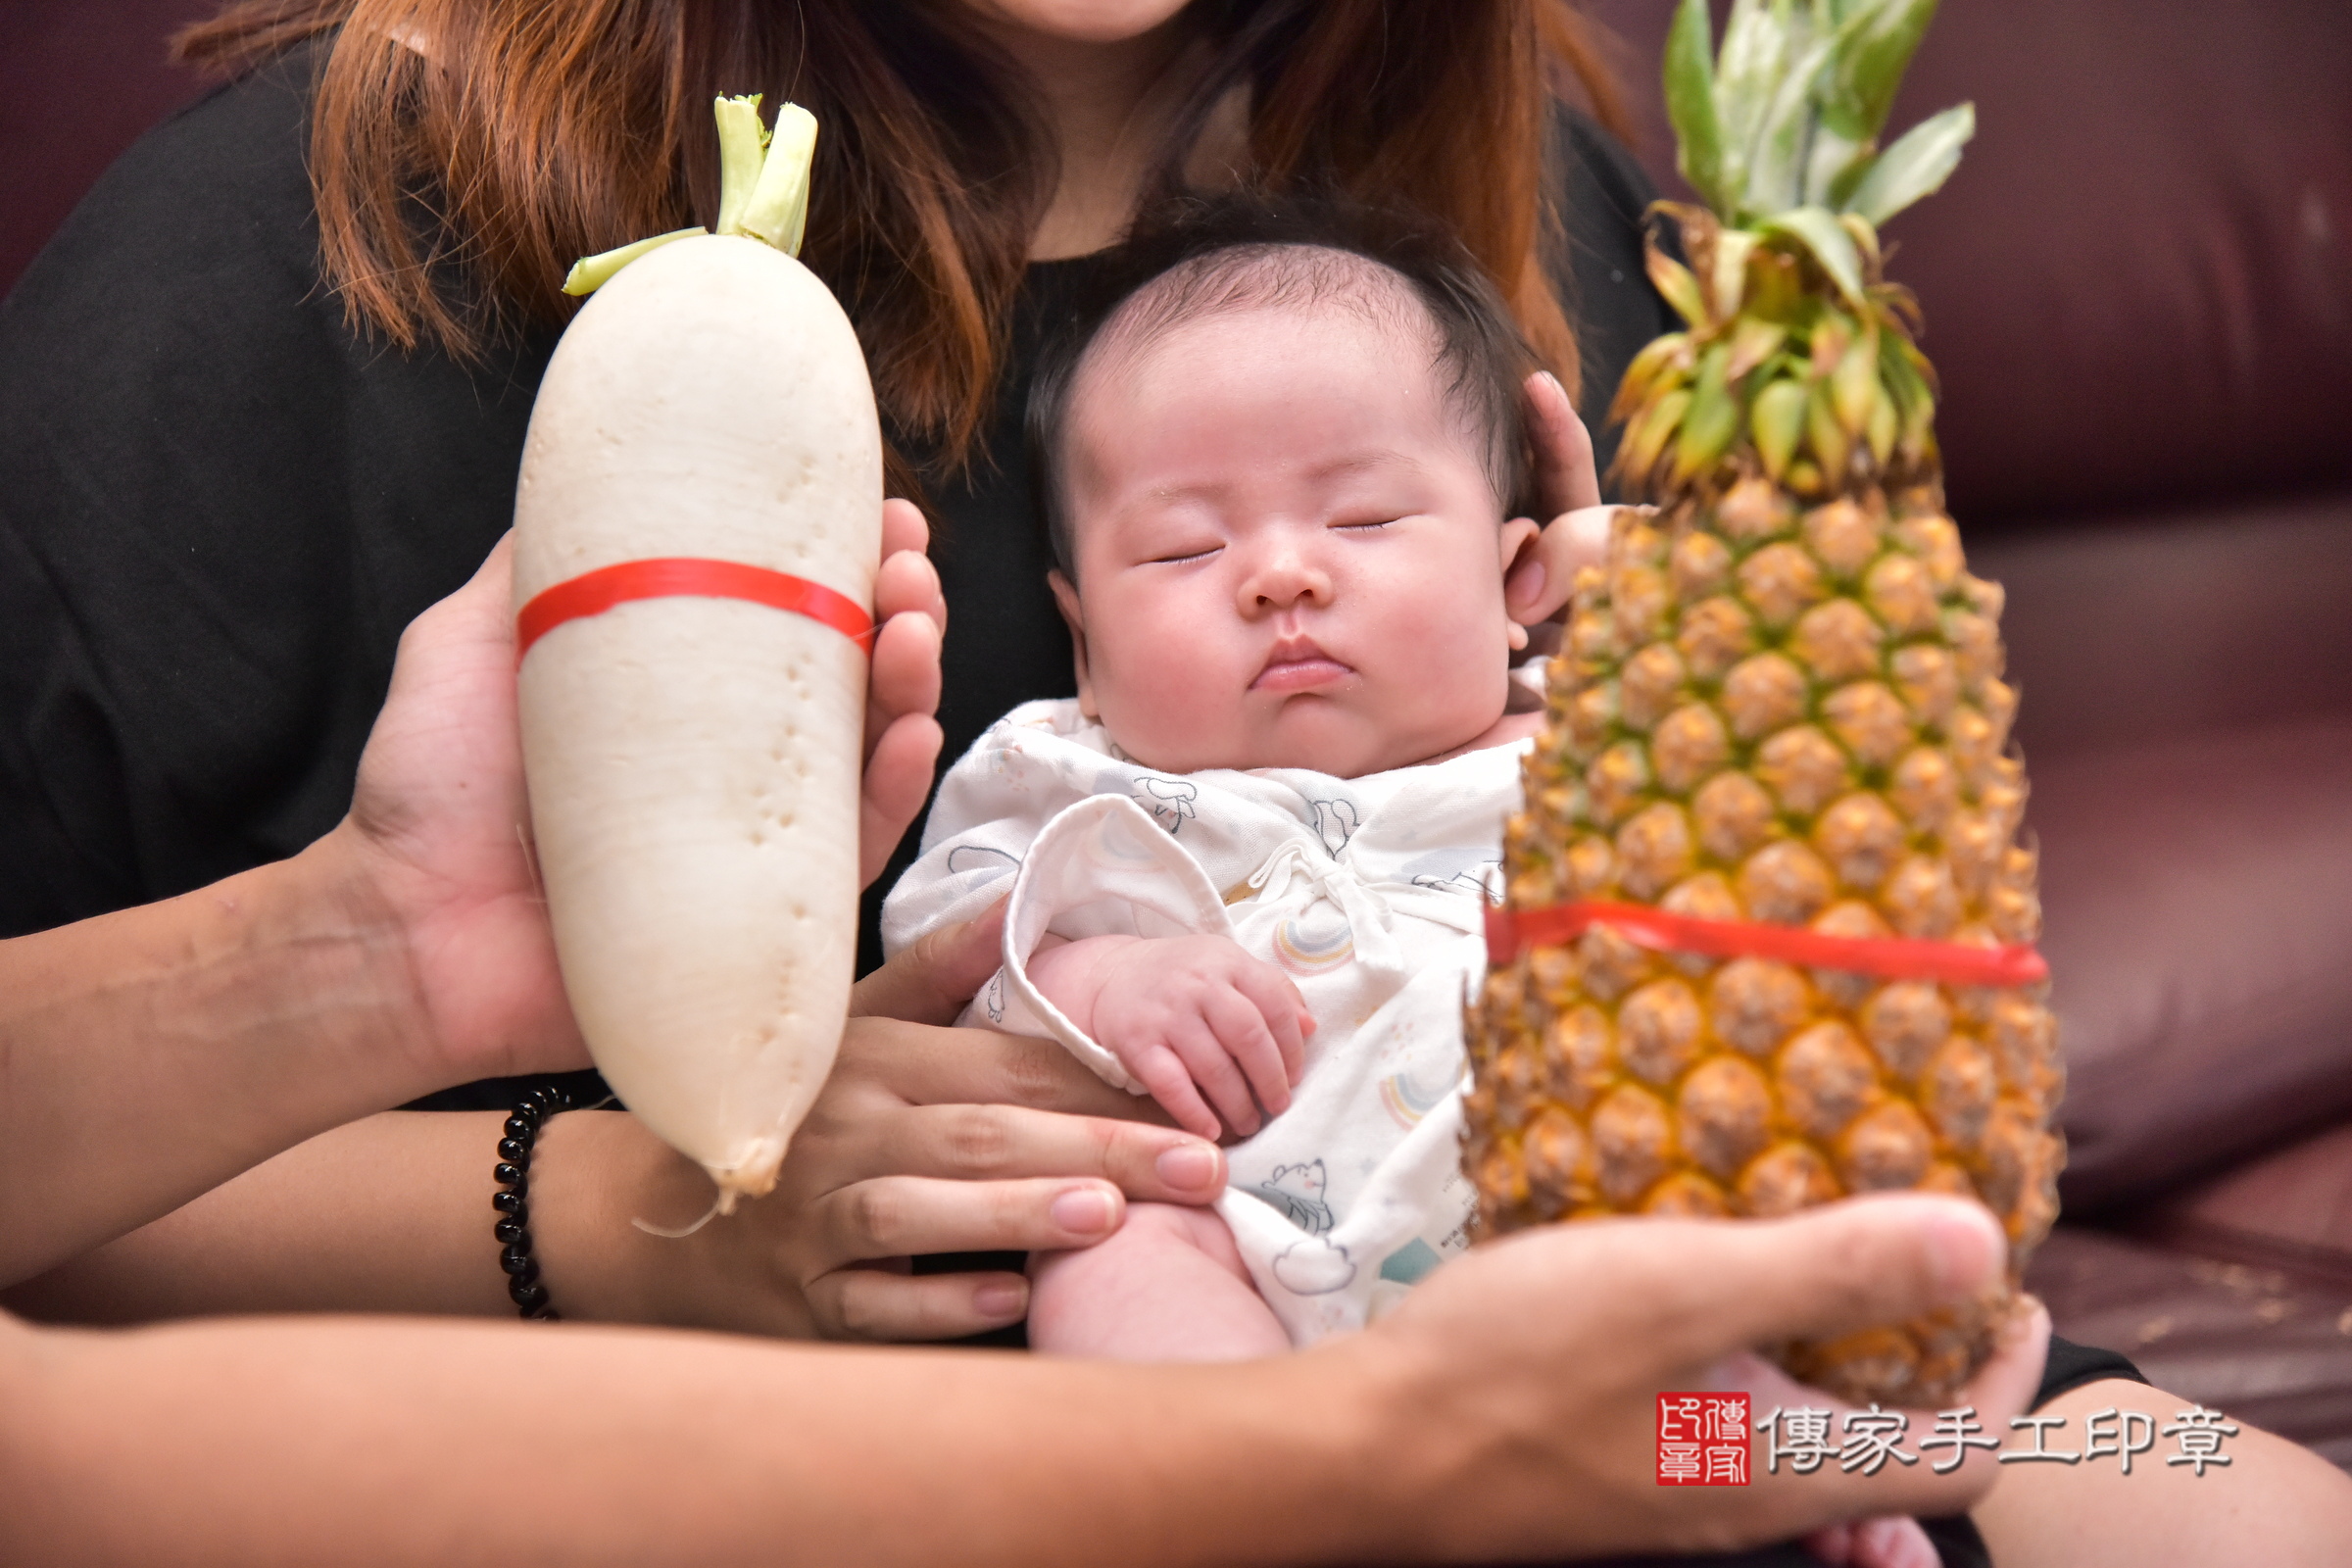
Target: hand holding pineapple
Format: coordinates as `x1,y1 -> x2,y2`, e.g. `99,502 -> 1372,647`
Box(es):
1467,0 -> 2060,1411
1360,1194 -> 2049,1557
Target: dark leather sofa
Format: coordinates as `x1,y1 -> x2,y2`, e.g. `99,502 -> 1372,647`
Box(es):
10,0 -> 2352,1471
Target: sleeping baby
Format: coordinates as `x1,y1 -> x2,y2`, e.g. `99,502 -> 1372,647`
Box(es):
884,200 -> 1553,1354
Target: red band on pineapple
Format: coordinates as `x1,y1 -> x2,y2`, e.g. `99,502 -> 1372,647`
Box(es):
1485,899 -> 2048,988
515,558 -> 874,662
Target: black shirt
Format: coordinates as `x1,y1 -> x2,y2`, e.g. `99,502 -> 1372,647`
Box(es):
0,50 -> 559,936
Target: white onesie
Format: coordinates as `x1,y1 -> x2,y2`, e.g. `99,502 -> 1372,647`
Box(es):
880,698 -> 1528,1346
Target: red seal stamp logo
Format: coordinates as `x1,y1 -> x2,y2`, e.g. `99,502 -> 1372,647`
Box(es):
1658,1393 -> 1751,1486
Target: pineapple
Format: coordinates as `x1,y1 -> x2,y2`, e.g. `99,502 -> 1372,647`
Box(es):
1464,0 -> 2061,1405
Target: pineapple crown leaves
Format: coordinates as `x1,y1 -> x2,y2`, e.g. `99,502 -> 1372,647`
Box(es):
1613,211 -> 1940,498
1615,0 -> 1964,500
1670,0 -> 1974,233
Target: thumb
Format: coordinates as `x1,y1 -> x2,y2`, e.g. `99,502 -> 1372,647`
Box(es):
1504,504 -> 1617,624
1524,369 -> 1602,517
849,897 -> 1007,1024
1644,1195 -> 2009,1368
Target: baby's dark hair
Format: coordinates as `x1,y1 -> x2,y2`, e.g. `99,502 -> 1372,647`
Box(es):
1027,194 -> 1543,582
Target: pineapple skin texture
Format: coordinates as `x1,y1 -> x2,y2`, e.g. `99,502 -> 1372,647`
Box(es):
1464,476 -> 2063,1407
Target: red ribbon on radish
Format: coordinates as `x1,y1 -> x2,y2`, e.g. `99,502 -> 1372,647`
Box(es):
1485,899 -> 2048,988
515,557 -> 874,662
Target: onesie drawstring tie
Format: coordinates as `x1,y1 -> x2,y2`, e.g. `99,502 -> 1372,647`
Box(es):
1244,840 -> 1489,972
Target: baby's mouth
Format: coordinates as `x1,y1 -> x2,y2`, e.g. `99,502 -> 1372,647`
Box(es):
1252,634 -> 1353,693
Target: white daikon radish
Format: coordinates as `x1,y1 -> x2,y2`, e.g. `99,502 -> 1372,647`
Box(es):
514,99 -> 879,1211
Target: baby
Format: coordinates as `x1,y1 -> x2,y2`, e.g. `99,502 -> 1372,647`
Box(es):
885,203 -> 1547,1356
883,202 -> 1945,1568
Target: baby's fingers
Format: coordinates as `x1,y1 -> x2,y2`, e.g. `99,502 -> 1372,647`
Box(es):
1229,962 -> 1312,1084
1165,1016 -> 1262,1139
1205,988 -> 1293,1118
1130,1044 -> 1223,1144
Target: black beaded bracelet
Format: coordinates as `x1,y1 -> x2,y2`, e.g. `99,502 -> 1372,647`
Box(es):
492,1083 -> 573,1320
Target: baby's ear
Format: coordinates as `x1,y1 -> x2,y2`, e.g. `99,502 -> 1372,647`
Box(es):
1048,570 -> 1102,720
1499,515 -> 1544,577
1499,517 -> 1544,652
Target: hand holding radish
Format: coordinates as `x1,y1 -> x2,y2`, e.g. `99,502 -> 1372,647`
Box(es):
341,535 -> 588,1092
1027,934 -> 1314,1141
342,522 -> 943,1098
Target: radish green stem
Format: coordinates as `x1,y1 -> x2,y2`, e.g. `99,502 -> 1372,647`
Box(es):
564,96 -> 819,296
713,93 -> 769,238
739,104 -> 818,257
562,226 -> 708,297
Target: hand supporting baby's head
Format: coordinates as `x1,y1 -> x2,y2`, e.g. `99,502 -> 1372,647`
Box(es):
1029,199 -> 1551,779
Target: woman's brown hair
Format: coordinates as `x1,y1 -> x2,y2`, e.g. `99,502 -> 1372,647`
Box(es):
176,0 -> 1625,476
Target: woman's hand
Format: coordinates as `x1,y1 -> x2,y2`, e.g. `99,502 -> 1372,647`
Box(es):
337,534 -> 588,1090
847,897 -> 1011,1026
862,497 -> 948,887
343,513 -> 947,1091
1504,369 -> 1623,636
526,897 -> 1226,1342
541,1032 -> 1227,1343
1340,1195 -> 2051,1560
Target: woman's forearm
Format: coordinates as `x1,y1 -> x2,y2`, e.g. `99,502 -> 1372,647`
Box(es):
3,1196 -> 2054,1563
0,829 -> 443,1285
2,1023 -> 1239,1345
1,1309 -> 1393,1568
2,1110 -> 514,1322
0,1107 -> 755,1331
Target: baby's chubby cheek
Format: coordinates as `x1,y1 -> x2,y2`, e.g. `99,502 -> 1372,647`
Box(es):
1369,600 -> 1515,752
1090,638 -> 1253,770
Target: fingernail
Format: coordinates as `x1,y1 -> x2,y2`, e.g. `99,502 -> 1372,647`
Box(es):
1540,370 -> 1566,400
1155,1141 -> 1220,1193
1051,1186 -> 1116,1235
974,1280 -> 1027,1319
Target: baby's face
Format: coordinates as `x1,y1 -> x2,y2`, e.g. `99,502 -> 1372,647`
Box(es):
1053,301 -> 1537,778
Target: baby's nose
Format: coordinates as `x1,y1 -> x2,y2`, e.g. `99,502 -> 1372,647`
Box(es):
1239,544 -> 1334,612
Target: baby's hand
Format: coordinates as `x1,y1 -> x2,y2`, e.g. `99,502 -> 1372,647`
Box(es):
1030,934 -> 1313,1140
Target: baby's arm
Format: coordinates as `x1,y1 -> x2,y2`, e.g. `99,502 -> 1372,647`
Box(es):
1026,935 -> 1312,1140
